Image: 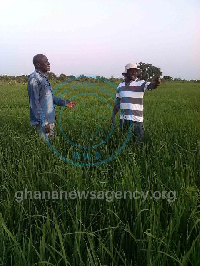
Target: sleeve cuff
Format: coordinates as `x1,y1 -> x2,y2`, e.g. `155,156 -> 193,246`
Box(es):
65,99 -> 70,104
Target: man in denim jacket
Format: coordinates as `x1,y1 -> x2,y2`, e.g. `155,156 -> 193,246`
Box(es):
28,54 -> 76,140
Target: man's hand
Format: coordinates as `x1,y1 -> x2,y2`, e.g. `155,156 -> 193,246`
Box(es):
155,77 -> 161,85
66,101 -> 76,109
45,124 -> 50,134
110,114 -> 116,124
148,77 -> 161,90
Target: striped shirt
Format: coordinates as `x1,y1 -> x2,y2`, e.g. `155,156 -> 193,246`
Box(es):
116,79 -> 151,122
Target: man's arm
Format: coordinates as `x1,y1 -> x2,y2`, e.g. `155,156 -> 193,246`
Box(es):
111,97 -> 120,123
53,96 -> 76,109
146,77 -> 161,91
111,85 -> 122,123
28,78 -> 42,125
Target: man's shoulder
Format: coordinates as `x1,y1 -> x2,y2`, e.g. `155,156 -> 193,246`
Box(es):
29,71 -> 39,80
28,70 -> 44,84
132,79 -> 146,85
117,81 -> 125,88
28,72 -> 42,90
29,71 -> 36,79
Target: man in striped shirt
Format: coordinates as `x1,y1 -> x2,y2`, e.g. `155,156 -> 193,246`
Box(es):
111,63 -> 161,140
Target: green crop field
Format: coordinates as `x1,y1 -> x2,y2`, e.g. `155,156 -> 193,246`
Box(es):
0,81 -> 199,265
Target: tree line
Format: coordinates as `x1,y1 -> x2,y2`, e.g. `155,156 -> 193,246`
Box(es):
0,73 -> 123,84
0,62 -> 199,84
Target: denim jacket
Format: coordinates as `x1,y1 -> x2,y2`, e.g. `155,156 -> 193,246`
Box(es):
27,69 -> 70,126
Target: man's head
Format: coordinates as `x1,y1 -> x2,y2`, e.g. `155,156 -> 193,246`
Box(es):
122,63 -> 141,81
33,54 -> 50,73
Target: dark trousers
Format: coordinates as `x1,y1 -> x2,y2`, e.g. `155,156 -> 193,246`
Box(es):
120,119 -> 144,140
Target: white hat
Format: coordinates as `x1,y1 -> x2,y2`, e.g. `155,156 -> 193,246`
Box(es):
122,63 -> 141,75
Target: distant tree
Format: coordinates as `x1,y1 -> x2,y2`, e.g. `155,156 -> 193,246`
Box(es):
189,79 -> 200,83
66,75 -> 76,81
163,76 -> 173,82
16,75 -> 29,83
95,76 -> 106,83
47,72 -> 57,81
58,73 -> 67,82
0,75 -> 11,82
137,62 -> 162,81
174,78 -> 182,82
76,74 -> 86,82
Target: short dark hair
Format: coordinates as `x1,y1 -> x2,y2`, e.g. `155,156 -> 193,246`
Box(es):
33,54 -> 45,66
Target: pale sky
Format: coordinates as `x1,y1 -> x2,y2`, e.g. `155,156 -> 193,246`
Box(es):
1,0 -> 200,79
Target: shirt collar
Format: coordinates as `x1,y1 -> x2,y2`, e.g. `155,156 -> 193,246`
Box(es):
124,78 -> 139,85
35,69 -> 48,79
